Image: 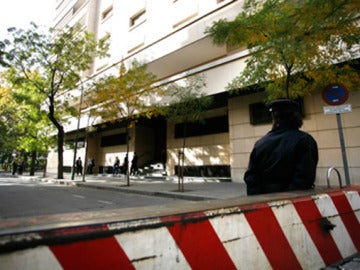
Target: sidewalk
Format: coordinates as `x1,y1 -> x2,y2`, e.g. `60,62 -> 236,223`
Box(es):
20,172 -> 248,201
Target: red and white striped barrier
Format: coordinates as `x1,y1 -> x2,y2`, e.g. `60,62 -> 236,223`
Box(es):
0,189 -> 359,269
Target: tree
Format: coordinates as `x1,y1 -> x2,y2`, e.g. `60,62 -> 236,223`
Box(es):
11,73 -> 53,176
0,71 -> 53,175
2,23 -> 109,179
206,0 -> 360,100
0,73 -> 19,158
88,60 -> 163,186
0,40 -> 8,67
165,74 -> 213,191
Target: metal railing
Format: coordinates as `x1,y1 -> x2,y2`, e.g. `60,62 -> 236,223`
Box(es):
326,167 -> 343,188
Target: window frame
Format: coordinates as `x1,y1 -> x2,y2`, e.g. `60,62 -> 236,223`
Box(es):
129,9 -> 146,29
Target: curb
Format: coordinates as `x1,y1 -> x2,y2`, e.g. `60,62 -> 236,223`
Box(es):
23,176 -> 78,186
12,173 -> 235,201
75,182 -> 214,201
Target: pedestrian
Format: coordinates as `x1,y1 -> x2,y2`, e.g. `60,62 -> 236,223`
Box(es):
87,157 -> 95,174
244,99 -> 318,195
3,159 -> 9,172
122,154 -> 128,175
91,158 -> 95,174
76,157 -> 83,176
161,149 -> 167,171
113,156 -> 120,175
18,159 -> 24,175
130,152 -> 138,175
11,159 -> 18,175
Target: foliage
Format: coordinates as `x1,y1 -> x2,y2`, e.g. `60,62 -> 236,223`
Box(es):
0,40 -> 7,67
1,22 -> 109,178
89,60 -> 162,124
206,0 -> 360,99
10,73 -> 53,155
0,71 -> 53,174
0,73 -> 19,153
166,74 -> 213,125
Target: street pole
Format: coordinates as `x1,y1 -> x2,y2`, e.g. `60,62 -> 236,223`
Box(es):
336,113 -> 351,185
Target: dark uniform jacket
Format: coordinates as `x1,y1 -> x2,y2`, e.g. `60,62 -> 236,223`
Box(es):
244,122 -> 318,195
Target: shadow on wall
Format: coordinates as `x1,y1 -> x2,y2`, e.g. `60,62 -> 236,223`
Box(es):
174,165 -> 230,177
169,145 -> 230,177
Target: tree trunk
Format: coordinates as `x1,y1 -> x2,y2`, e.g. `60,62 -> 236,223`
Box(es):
57,127 -> 64,179
48,94 -> 64,179
125,125 -> 130,186
285,75 -> 290,99
43,157 -> 47,178
285,64 -> 293,99
30,151 -> 36,176
178,121 -> 187,192
82,135 -> 88,182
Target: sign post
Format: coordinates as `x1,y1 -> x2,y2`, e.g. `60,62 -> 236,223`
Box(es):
322,84 -> 351,186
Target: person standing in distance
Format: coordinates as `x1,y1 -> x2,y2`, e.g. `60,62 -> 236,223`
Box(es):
130,152 -> 138,176
244,99 -> 318,195
76,157 -> 83,176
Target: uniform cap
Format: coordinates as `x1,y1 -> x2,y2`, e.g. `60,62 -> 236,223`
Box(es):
267,99 -> 299,112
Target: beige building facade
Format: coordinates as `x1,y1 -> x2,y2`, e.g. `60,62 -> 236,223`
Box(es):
48,0 -> 360,186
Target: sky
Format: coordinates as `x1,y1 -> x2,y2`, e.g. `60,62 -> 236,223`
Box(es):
0,0 -> 55,38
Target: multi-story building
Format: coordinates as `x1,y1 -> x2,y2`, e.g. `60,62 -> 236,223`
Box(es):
49,0 -> 360,185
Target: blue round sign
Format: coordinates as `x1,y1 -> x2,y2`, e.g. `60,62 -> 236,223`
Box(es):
322,84 -> 349,105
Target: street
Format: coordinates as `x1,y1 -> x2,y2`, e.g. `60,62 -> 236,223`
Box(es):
0,174 -> 184,219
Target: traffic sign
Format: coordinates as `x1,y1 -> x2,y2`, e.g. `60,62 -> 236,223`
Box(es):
323,104 -> 352,115
322,84 -> 349,105
322,84 -> 351,185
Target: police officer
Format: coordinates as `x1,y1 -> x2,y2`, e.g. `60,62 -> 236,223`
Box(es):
244,99 -> 318,195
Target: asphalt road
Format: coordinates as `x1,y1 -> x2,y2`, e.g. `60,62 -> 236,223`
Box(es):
0,174 -> 184,219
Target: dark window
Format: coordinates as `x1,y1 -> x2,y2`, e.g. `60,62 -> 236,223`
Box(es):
249,102 -> 272,125
100,133 -> 127,147
211,92 -> 228,109
174,115 -> 229,138
174,165 -> 230,177
249,99 -> 304,125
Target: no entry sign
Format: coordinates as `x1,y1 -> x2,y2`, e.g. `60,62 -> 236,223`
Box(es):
322,84 -> 349,105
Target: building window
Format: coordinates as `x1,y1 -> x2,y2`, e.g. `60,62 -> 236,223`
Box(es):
73,0 -> 86,14
130,9 -> 146,28
174,115 -> 229,138
249,102 -> 272,125
100,133 -> 127,147
102,6 -> 113,21
249,99 -> 304,125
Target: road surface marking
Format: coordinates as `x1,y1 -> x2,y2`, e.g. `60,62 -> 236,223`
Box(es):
98,200 -> 113,204
73,194 -> 85,199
